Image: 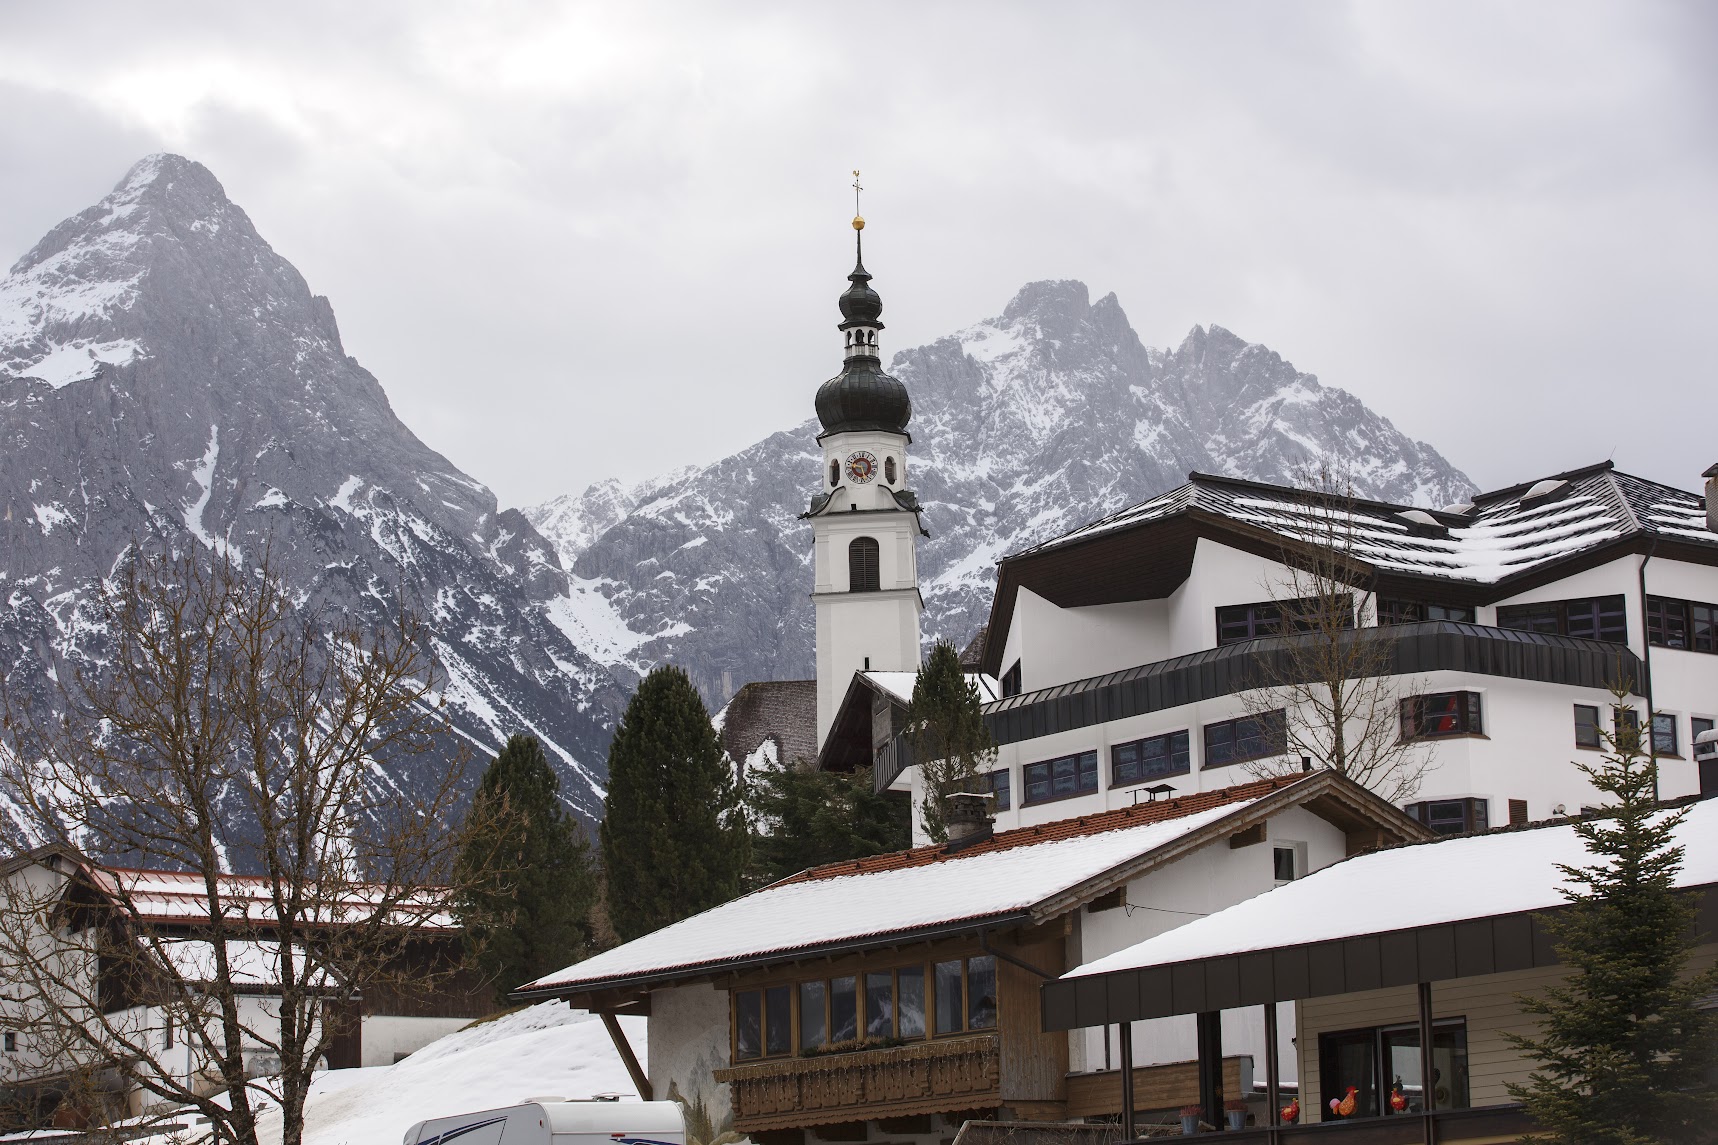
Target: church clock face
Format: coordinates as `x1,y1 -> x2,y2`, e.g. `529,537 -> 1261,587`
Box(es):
845,451 -> 878,484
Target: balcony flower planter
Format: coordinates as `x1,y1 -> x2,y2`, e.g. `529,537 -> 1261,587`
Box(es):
1178,1105 -> 1202,1135
1224,1099 -> 1248,1130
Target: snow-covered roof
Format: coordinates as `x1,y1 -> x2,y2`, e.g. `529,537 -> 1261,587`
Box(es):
1068,796 -> 1718,980
1016,463 -> 1712,585
152,939 -> 334,990
519,776 -> 1316,997
860,670 -> 1000,707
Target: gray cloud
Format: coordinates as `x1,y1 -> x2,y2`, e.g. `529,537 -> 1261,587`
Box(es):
1,0 -> 1712,507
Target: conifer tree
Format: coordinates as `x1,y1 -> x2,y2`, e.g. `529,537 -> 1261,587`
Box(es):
745,761 -> 910,886
454,733 -> 597,1002
1506,690 -> 1718,1144
600,665 -> 749,941
907,640 -> 998,842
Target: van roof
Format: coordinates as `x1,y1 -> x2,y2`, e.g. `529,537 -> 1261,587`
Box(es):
540,1100 -> 686,1134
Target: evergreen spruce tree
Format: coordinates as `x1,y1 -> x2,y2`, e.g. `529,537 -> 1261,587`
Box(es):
745,761 -> 911,886
600,665 -> 749,941
453,733 -> 597,1004
1505,690 -> 1718,1144
907,640 -> 998,841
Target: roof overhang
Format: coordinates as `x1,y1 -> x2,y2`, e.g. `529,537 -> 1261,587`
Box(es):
1041,883 -> 1718,1031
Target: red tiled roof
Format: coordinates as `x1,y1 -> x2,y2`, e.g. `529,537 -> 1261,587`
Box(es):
779,774 -> 1304,887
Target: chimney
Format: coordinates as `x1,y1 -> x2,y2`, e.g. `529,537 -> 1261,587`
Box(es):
1706,463 -> 1718,534
943,792 -> 994,851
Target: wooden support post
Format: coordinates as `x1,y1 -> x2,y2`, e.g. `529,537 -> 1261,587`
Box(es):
1263,1002 -> 1280,1142
1197,1011 -> 1223,1130
1417,981 -> 1435,1145
601,1010 -> 653,1101
1118,1020 -> 1135,1142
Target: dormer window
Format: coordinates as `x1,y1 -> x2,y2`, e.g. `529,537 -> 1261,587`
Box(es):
884,456 -> 897,484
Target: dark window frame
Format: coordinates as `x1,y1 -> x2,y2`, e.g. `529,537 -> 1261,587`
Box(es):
983,767 -> 1012,812
1000,661 -> 1022,699
1215,596 -> 1353,646
1647,595 -> 1718,654
1378,599 -> 1476,625
1022,750 -> 1099,806
1573,704 -> 1602,750
1111,729 -> 1192,786
1652,712 -> 1680,757
1319,1018 -> 1471,1118
1400,691 -> 1484,740
1404,797 -> 1489,835
1496,595 -> 1627,645
848,536 -> 881,593
1202,711 -> 1288,768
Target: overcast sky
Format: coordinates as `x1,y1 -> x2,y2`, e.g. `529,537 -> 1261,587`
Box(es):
2,2 -> 1713,508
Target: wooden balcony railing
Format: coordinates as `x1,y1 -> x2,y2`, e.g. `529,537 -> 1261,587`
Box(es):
714,1035 -> 1001,1132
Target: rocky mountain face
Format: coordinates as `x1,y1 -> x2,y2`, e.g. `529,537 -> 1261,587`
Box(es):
0,155 -> 620,822
528,279 -> 1477,707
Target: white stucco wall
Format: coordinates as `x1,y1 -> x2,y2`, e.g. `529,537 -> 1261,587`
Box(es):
648,982 -> 732,1134
361,1014 -> 472,1067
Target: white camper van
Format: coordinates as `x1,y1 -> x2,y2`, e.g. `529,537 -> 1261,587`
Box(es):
403,1099 -> 688,1145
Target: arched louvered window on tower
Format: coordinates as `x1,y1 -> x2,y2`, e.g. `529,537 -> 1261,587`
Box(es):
848,537 -> 881,593
884,456 -> 897,484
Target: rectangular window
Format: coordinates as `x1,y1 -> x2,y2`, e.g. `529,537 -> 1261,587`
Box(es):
1203,711 -> 1287,768
798,980 -> 826,1052
1000,661 -> 1022,698
1404,798 -> 1488,835
1022,750 -> 1098,805
865,972 -> 894,1039
1574,704 -> 1602,749
1322,1020 -> 1471,1119
966,955 -> 997,1031
1614,707 -> 1642,753
1497,595 -> 1627,644
2,1031 -> 14,1052
1111,730 -> 1191,786
1695,716 -> 1716,743
984,768 -> 1012,812
1508,798 -> 1529,826
1378,600 -> 1475,625
1215,596 -> 1352,645
764,985 -> 791,1056
735,991 -> 762,1060
1273,845 -> 1298,882
1652,713 -> 1679,757
897,966 -> 926,1038
1400,691 -> 1483,739
934,960 -> 963,1035
830,976 -> 858,1044
1648,596 -> 1718,653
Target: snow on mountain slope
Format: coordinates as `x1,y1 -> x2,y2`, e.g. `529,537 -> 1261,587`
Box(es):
530,280 -> 1476,708
0,155 -> 623,825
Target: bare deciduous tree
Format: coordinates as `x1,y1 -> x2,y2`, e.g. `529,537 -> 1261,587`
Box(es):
1238,465 -> 1434,803
0,546 -> 478,1145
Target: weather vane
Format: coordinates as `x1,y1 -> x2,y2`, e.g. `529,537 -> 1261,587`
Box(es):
852,169 -> 864,230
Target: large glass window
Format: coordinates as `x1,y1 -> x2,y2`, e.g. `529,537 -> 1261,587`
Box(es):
1216,596 -> 1352,645
799,980 -> 826,1052
1648,596 -> 1718,653
1323,1020 -> 1470,1118
1400,692 -> 1483,739
1203,711 -> 1286,767
1378,599 -> 1475,625
1497,595 -> 1627,644
934,960 -> 963,1035
898,967 -> 926,1038
1112,730 -> 1191,786
1404,798 -> 1488,835
864,972 -> 894,1039
764,985 -> 791,1056
966,956 -> 997,1031
1022,750 -> 1098,805
735,990 -> 762,1060
830,976 -> 858,1043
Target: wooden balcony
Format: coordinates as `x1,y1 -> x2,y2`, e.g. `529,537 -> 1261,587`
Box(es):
714,1035 -> 1001,1132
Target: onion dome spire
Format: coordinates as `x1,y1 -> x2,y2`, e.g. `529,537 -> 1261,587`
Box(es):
815,171 -> 911,440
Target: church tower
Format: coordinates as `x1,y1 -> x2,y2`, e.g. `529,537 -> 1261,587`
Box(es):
807,185 -> 924,749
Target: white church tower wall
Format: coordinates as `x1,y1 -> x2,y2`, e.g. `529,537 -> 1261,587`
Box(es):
805,197 -> 924,749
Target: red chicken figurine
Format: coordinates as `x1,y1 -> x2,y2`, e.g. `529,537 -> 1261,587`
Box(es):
1389,1088 -> 1408,1113
1280,1097 -> 1300,1124
1337,1086 -> 1359,1118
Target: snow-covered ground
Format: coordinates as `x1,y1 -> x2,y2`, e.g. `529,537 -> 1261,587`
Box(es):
11,1004 -> 646,1145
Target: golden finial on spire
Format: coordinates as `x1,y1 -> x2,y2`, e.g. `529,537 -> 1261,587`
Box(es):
852,169 -> 865,230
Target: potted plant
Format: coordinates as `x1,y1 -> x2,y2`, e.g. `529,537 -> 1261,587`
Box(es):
1223,1099 -> 1249,1130
1178,1104 -> 1203,1135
